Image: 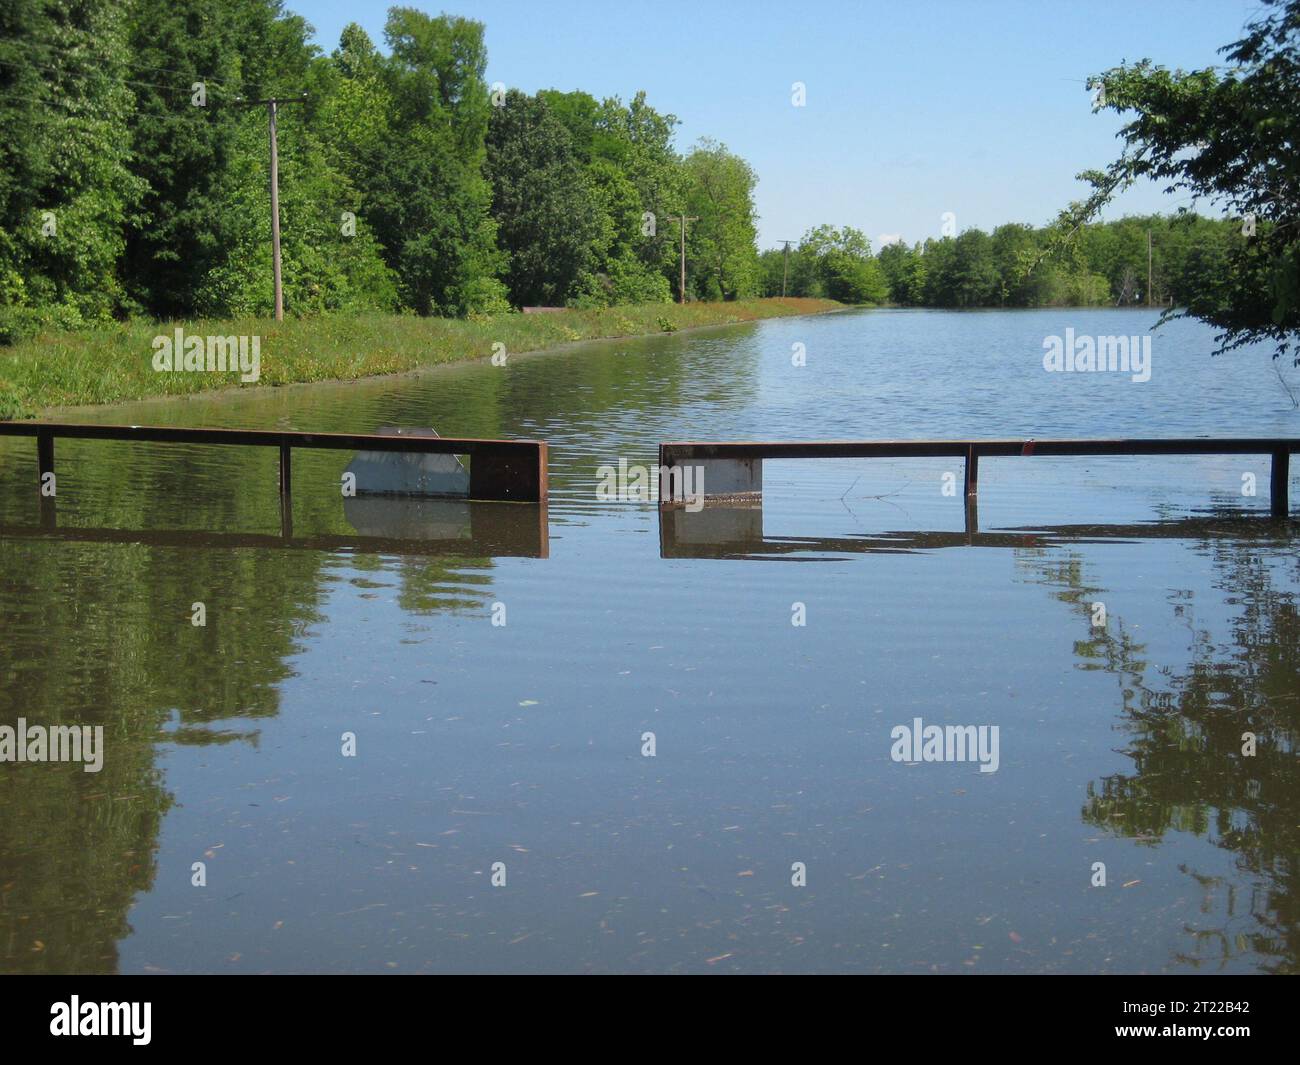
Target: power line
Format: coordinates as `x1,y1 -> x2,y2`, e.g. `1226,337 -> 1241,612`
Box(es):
0,86 -> 116,115
0,36 -> 243,88
0,55 -> 233,97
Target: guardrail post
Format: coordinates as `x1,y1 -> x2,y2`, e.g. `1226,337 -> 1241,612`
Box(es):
279,440 -> 293,538
36,429 -> 55,528
964,445 -> 979,498
1272,448 -> 1290,518
468,443 -> 547,502
36,429 -> 54,490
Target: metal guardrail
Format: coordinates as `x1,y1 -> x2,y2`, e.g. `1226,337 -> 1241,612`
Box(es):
0,421 -> 547,500
0,422 -> 548,541
658,437 -> 1298,517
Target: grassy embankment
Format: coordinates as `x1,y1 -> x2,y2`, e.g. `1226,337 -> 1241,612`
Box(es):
0,297 -> 842,419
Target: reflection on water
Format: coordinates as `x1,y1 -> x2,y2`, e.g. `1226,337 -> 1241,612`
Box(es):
1,307 -> 1297,973
660,503 -> 1296,558
0,499 -> 547,559
1055,538 -> 1300,973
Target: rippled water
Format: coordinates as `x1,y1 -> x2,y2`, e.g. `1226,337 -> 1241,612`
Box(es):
1,307 -> 1296,973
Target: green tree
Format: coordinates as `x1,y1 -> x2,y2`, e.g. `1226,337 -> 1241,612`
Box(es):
193,103 -> 396,316
485,90 -> 600,307
569,157 -> 671,306
681,138 -> 760,301
0,0 -> 53,333
877,241 -> 926,305
120,0 -> 311,318
595,92 -> 685,290
946,229 -> 1001,307
796,225 -> 887,304
359,9 -> 506,315
1079,0 -> 1300,358
537,89 -> 680,305
0,0 -> 143,338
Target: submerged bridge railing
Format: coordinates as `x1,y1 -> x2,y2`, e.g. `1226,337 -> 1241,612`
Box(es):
657,438 -> 1298,518
0,422 -> 548,538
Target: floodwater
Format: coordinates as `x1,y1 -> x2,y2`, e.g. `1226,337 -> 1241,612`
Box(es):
0,306 -> 1296,974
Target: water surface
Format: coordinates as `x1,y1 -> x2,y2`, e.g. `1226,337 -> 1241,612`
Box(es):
1,307 -> 1296,973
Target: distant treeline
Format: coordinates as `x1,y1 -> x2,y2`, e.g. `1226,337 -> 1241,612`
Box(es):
760,214 -> 1247,309
0,1 -> 762,341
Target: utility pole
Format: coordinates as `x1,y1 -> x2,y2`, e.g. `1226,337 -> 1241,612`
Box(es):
235,94 -> 308,321
777,240 -> 795,297
666,214 -> 698,304
1146,229 -> 1152,307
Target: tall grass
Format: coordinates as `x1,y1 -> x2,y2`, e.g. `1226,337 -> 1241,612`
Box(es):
0,298 -> 842,419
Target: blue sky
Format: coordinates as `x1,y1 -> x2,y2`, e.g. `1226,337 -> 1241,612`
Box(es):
290,0 -> 1262,248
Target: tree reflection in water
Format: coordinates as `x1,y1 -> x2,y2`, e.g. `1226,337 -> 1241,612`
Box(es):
1022,519 -> 1300,973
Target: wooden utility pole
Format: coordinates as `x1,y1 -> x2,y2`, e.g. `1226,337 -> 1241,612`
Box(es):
235,94 -> 307,321
268,100 -> 284,320
778,240 -> 795,297
667,214 -> 698,304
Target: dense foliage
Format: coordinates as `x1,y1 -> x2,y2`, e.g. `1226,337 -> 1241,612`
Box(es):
1073,0 -> 1300,358
0,0 -> 765,340
1,0 -> 1291,357
762,214 -> 1249,312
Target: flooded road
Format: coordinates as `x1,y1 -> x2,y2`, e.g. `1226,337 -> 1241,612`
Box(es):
1,306 -> 1297,973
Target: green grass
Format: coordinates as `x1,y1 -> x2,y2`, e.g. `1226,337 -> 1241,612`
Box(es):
0,297 -> 843,420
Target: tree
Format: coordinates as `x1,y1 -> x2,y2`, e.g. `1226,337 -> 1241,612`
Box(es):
794,225 -> 887,304
486,91 -> 600,307
537,89 -> 679,306
681,138 -> 760,301
922,230 -> 1001,307
360,9 -> 506,316
877,241 -> 926,305
1079,0 -> 1300,359
0,0 -> 53,332
990,224 -> 1041,306
595,92 -> 685,290
569,157 -> 672,306
0,0 -> 142,338
193,101 -> 397,316
120,0 -> 306,318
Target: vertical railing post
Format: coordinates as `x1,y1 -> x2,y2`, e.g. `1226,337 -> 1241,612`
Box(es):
279,439 -> 293,538
1271,448 -> 1290,518
37,429 -> 55,528
36,429 -> 54,489
467,442 -> 547,502
964,444 -> 979,498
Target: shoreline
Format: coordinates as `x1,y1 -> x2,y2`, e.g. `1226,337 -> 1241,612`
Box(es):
0,298 -> 846,421
59,302 -> 858,422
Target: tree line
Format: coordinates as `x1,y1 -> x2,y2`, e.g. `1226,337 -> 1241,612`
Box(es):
1,0 -> 1285,350
0,1 -> 763,340
760,214 -> 1250,310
